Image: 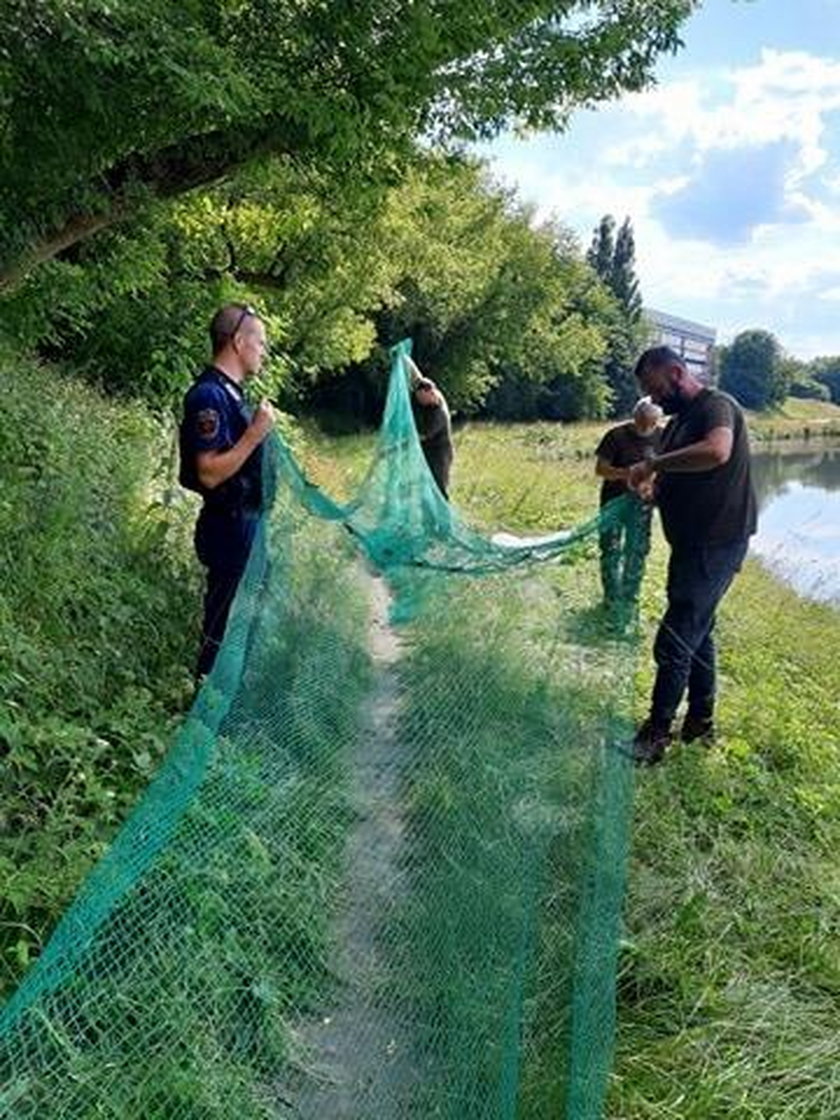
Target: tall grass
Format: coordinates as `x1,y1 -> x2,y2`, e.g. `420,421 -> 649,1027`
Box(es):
1,506 -> 372,1118
0,350 -> 196,998
391,569 -> 637,1118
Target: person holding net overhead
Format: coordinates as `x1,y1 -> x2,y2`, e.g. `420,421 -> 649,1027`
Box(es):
407,357 -> 454,500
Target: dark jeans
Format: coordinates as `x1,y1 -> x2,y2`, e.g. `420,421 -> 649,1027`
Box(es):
650,537 -> 750,726
599,499 -> 652,606
195,507 -> 258,678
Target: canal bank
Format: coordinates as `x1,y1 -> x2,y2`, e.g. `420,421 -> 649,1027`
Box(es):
613,439 -> 840,1118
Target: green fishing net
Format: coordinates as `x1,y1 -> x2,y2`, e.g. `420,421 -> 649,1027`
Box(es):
0,341 -> 645,1118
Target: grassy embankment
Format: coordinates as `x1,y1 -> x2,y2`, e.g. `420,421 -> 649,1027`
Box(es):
1,353 -> 371,1115
0,351 -> 198,1000
303,414 -> 840,1119
4,355 -> 839,1117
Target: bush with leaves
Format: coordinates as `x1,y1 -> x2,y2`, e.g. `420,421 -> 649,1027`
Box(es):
0,348 -> 195,998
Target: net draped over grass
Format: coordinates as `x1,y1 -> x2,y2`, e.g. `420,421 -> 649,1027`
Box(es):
0,342 -> 645,1119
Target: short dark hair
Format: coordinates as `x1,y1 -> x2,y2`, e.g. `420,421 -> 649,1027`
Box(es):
633,345 -> 685,381
414,377 -> 435,393
209,303 -> 258,355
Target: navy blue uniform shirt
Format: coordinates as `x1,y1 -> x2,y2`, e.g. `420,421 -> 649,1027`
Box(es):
179,366 -> 263,513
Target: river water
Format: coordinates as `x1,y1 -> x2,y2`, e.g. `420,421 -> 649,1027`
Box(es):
751,443 -> 840,606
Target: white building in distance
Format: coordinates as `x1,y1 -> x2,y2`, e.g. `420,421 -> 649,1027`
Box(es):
645,308 -> 717,383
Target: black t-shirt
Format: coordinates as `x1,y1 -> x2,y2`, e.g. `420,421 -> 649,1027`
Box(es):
595,422 -> 661,505
656,389 -> 757,547
412,397 -> 453,462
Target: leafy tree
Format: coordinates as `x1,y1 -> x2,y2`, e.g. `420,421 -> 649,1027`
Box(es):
720,329 -> 788,410
372,171 -> 614,411
586,214 -> 646,415
810,356 -> 840,403
4,153 -> 618,418
586,216 -> 616,282
707,343 -> 726,386
0,158 -> 399,407
610,217 -> 643,317
782,355 -> 831,401
0,1 -> 697,288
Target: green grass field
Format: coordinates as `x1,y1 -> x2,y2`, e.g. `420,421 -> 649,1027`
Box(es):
303,417 -> 840,1118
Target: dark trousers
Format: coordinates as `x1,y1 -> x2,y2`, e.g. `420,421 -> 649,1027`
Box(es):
599,499 -> 652,606
650,537 -> 749,726
423,448 -> 452,500
195,507 -> 258,679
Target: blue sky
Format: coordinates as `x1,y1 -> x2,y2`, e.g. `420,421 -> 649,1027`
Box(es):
479,0 -> 840,358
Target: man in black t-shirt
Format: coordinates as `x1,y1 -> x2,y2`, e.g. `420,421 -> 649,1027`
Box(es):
595,398 -> 662,608
626,346 -> 757,765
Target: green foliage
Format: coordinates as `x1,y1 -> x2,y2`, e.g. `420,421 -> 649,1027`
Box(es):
591,216 -> 645,349
0,1 -> 697,284
788,378 -> 831,402
586,215 -> 647,416
0,505 -> 371,1116
0,348 -> 196,999
810,356 -> 840,404
3,154 -> 618,417
790,379 -> 832,402
720,329 -> 788,411
0,158 -> 394,408
0,219 -> 227,410
610,561 -> 840,1119
372,167 -> 613,413
393,565 -> 636,1119
776,354 -> 829,401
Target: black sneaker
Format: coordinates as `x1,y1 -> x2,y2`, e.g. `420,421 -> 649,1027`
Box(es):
680,713 -> 715,745
619,719 -> 672,766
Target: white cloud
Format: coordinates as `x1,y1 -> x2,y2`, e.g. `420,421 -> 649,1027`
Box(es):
483,48 -> 840,356
620,49 -> 840,173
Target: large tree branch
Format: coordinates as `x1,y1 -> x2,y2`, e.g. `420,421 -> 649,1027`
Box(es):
0,121 -> 296,293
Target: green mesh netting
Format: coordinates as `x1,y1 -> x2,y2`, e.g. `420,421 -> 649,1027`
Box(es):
0,341 -> 645,1118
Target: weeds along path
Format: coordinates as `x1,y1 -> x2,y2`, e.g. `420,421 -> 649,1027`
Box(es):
284,572 -> 423,1117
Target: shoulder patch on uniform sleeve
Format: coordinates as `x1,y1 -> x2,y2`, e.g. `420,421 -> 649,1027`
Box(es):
196,408 -> 220,440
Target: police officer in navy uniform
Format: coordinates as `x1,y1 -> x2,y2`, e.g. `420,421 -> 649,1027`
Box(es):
179,303 -> 275,678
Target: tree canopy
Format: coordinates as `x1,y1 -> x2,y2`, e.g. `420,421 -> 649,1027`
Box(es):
2,152 -> 622,416
1,1 -> 696,288
810,356 -> 840,404
586,214 -> 646,415
720,329 -> 788,411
